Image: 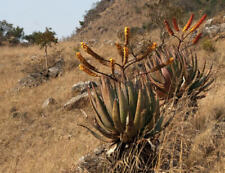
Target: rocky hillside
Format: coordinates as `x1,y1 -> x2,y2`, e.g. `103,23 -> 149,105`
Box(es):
0,0 -> 225,172
73,0 -> 225,41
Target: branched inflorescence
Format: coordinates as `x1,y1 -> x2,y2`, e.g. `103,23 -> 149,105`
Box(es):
76,27 -> 174,147
76,27 -> 174,83
76,14 -> 213,157
145,14 -> 213,102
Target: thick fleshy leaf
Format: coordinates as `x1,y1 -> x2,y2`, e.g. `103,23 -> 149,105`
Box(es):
112,99 -> 124,133
92,87 -> 114,130
79,124 -> 114,143
125,112 -> 137,139
93,119 -> 118,139
134,89 -> 144,130
100,77 -> 115,116
127,82 -> 138,120
117,84 -> 128,126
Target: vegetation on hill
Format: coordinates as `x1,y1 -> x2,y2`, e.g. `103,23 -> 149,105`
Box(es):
73,0 -> 225,41
0,0 -> 224,172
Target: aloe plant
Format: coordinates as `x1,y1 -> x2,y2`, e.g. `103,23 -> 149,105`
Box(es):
80,76 -> 167,144
143,14 -> 213,101
145,47 -> 214,101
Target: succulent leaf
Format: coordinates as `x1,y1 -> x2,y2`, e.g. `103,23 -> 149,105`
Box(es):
133,89 -> 144,131
112,99 -> 124,133
101,77 -> 115,116
117,84 -> 129,126
92,86 -> 114,130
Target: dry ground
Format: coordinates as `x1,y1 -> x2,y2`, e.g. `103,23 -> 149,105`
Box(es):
0,37 -> 225,173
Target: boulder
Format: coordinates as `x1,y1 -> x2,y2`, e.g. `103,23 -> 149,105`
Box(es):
47,58 -> 65,78
204,18 -> 214,27
64,92 -> 90,110
48,66 -> 61,78
71,81 -> 97,94
18,73 -> 47,88
203,25 -> 220,38
220,23 -> 225,32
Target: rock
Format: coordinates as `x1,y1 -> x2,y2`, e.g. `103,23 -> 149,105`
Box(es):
76,146 -> 106,172
48,66 -> 61,78
104,40 -> 114,46
47,58 -> 65,78
205,18 -> 214,27
88,39 -> 98,46
220,23 -> 225,32
203,25 -> 220,38
18,73 -> 47,88
64,92 -> 90,110
11,111 -> 21,118
71,81 -> 97,94
42,97 -> 56,109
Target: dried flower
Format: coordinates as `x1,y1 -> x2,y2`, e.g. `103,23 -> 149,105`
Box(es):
183,14 -> 194,32
190,14 -> 207,32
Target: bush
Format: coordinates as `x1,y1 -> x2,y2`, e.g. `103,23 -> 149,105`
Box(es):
202,39 -> 216,52
0,20 -> 24,45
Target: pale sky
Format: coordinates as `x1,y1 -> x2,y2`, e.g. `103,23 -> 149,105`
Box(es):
0,0 -> 99,39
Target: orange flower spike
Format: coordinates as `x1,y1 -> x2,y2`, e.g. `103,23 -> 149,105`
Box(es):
123,47 -> 129,65
79,64 -> 99,77
164,20 -> 174,35
183,14 -> 194,32
124,27 -> 130,45
115,42 -> 124,59
190,14 -> 207,32
192,33 -> 202,44
76,52 -> 97,71
109,58 -> 115,75
76,52 -> 86,62
172,18 -> 179,31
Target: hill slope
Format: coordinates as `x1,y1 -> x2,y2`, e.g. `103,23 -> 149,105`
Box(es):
73,0 -> 225,41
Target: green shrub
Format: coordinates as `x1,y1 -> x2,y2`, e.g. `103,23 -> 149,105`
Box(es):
202,39 -> 216,52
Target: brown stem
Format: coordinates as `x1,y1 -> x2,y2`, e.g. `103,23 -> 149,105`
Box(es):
45,45 -> 48,70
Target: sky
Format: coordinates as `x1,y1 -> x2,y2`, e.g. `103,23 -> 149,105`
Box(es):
0,0 -> 99,39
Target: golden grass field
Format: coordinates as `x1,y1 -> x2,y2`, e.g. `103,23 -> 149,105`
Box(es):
0,34 -> 225,173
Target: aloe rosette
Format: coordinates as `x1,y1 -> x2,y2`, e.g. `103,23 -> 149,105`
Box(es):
145,47 -> 213,100
81,76 -> 166,144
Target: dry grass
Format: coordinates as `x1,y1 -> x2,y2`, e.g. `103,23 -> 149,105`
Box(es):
0,29 -> 225,173
0,42 -> 102,173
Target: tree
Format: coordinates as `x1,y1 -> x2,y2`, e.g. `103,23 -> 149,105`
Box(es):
6,26 -> 24,45
0,20 -> 13,44
0,20 -> 24,45
33,27 -> 58,69
23,31 -> 43,44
